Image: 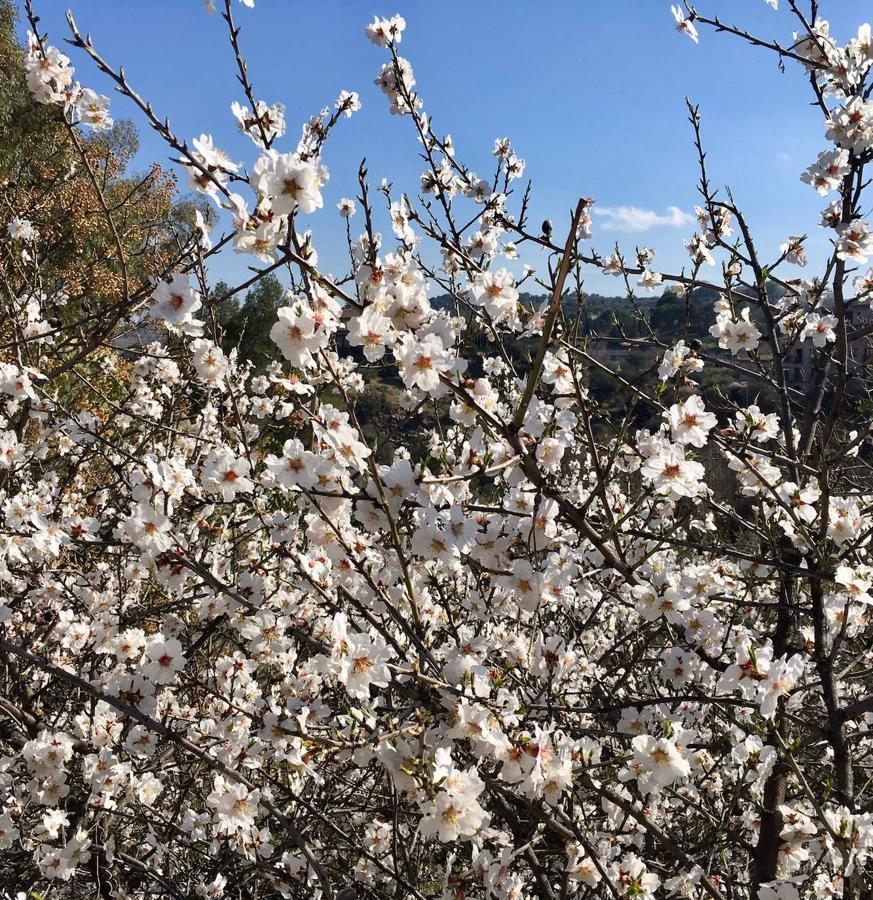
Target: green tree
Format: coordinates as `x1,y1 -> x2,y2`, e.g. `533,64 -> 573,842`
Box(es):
220,273 -> 286,372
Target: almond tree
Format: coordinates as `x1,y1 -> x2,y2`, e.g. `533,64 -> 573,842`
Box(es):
2,2 -> 873,899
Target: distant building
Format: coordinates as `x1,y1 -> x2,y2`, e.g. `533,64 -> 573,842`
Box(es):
582,308 -> 873,396
781,307 -> 872,392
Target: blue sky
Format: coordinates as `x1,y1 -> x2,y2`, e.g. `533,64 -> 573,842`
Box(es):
19,0 -> 873,295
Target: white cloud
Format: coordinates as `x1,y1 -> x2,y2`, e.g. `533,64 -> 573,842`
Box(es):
593,205 -> 694,233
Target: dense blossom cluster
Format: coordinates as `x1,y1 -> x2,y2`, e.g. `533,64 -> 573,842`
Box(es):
23,27 -> 111,130
2,2 -> 873,899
